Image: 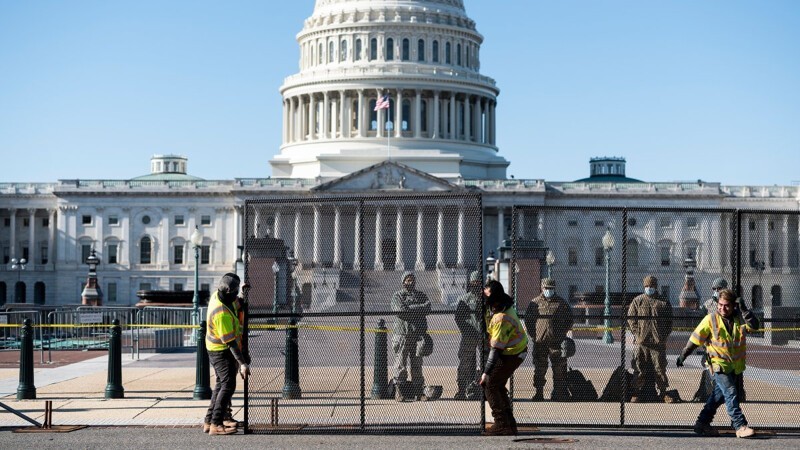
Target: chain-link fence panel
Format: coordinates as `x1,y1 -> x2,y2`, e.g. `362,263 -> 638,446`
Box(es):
243,194 -> 484,433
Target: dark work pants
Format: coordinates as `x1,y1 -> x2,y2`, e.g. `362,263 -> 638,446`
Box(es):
205,350 -> 238,426
533,344 -> 567,398
484,352 -> 525,428
456,332 -> 481,392
632,343 -> 668,396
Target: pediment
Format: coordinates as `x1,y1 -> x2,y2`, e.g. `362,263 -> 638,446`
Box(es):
313,161 -> 459,192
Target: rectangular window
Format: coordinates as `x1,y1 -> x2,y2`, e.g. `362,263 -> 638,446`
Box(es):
41,245 -> 48,264
749,220 -> 756,231
201,245 -> 210,264
660,247 -> 671,266
595,247 -> 604,266
568,220 -> 578,227
661,286 -> 670,302
568,248 -> 578,266
568,285 -> 578,301
43,218 -> 49,227
82,215 -> 92,225
660,217 -> 671,228
687,217 -> 698,228
174,283 -> 184,291
23,218 -> 29,227
81,245 -> 91,263
3,247 -> 8,264
174,215 -> 185,225
594,220 -> 604,227
769,221 -> 775,231
174,245 -> 184,264
749,249 -> 757,267
201,215 -> 211,226
770,250 -> 776,267
139,283 -> 151,291
201,283 -> 210,293
595,285 -> 604,293
3,218 -> 9,227
108,245 -> 118,264
107,282 -> 117,303
108,216 -> 119,225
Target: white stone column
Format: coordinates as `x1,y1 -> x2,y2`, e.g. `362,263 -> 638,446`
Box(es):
309,94 -> 316,140
437,207 -> 445,267
395,89 -> 403,138
374,207 -> 383,270
414,90 -> 421,138
28,209 -> 36,263
457,206 -> 464,268
333,207 -> 341,267
376,90 -> 384,138
289,97 -> 296,142
322,91 -> 330,139
415,206 -> 425,270
353,208 -> 361,270
8,209 -> 16,260
518,210 -> 525,239
498,208 -> 505,249
47,209 -> 56,266
432,91 -> 440,139
449,93 -> 456,140
299,95 -> 307,140
282,99 -> 288,144
742,216 -> 751,268
331,98 -> 338,138
313,205 -> 321,267
339,90 -> 348,138
464,95 -> 471,141
490,100 -> 497,145
476,98 -> 483,143
763,216 -> 770,267
783,215 -> 789,268
395,207 -> 404,270
294,209 -> 302,266
274,210 -> 282,239
357,89 -> 365,138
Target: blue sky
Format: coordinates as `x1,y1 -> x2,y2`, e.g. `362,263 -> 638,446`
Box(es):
1,0 -> 798,185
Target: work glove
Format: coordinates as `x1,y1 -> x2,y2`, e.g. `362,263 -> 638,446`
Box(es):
239,363 -> 250,380
675,356 -> 684,367
736,297 -> 749,312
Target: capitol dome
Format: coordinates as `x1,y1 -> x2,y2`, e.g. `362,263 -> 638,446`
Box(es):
270,0 -> 509,181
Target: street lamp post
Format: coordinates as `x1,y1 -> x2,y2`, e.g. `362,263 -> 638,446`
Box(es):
485,252 -> 496,282
190,226 -> 204,342
602,229 -> 615,344
287,252 -> 299,314
271,261 -> 280,324
10,258 -> 27,303
545,250 -> 555,279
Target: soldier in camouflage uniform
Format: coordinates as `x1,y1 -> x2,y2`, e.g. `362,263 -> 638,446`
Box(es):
524,277 -> 573,401
627,275 -> 674,402
390,271 -> 431,401
454,271 -> 483,399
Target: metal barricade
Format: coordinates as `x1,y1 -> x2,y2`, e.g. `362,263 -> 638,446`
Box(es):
0,310 -> 45,363
135,306 -> 205,358
46,306 -> 138,361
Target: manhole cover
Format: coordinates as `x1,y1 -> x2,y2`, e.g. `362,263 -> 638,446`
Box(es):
513,438 -> 577,444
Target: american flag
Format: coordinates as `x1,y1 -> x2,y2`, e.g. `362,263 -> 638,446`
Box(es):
374,94 -> 390,111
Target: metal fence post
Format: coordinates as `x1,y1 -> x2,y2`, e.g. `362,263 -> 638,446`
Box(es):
282,317 -> 301,399
371,319 -> 389,399
105,318 -> 125,399
17,318 -> 36,400
194,320 -> 212,400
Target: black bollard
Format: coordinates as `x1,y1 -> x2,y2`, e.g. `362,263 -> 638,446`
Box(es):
193,320 -> 212,400
105,318 -> 125,399
371,319 -> 389,399
17,319 -> 36,400
282,317 -> 301,399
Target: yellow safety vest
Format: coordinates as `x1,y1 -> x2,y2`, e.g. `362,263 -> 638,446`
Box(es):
486,307 -> 528,356
689,313 -> 753,374
206,291 -> 241,352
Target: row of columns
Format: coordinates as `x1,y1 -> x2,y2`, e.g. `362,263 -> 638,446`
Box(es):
3,208 -> 56,266
266,206 -> 468,270
283,89 -> 496,146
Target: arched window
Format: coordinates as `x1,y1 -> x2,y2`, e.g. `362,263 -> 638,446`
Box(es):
386,38 -> 394,60
402,38 -> 410,60
34,282 -> 45,305
417,39 -> 425,61
318,43 -> 323,64
355,39 -> 362,61
370,38 -> 377,61
626,239 -> 639,267
752,285 -> 763,309
140,236 -> 152,264
432,40 -> 439,62
445,42 -> 451,64
771,285 -> 782,307
15,281 -> 26,303
340,39 -> 347,61
328,41 -> 334,63
457,43 -> 462,65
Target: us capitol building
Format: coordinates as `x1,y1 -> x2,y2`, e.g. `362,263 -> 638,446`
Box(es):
1,0 -> 798,308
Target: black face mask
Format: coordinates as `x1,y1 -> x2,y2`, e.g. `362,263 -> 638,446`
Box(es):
221,289 -> 239,302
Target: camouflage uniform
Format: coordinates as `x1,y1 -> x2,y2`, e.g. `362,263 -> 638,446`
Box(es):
390,272 -> 431,397
524,279 -> 573,401
627,276 -> 673,401
454,271 -> 483,398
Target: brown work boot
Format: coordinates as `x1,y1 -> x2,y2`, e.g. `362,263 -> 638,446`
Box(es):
482,423 -> 515,436
208,424 -> 237,435
202,422 -> 210,433
736,426 -> 755,438
223,418 -> 240,428
693,421 -> 719,437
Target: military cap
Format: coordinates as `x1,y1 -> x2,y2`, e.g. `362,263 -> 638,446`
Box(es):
643,275 -> 658,287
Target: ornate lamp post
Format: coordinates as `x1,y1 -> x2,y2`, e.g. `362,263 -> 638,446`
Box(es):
545,250 -> 555,279
10,258 -> 26,303
271,260 -> 280,323
287,251 -> 299,314
602,229 -> 615,344
485,252 -> 496,282
190,226 -> 204,342
81,250 -> 102,306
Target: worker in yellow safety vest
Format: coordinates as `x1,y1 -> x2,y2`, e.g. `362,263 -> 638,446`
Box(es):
676,288 -> 759,439
203,273 -> 251,435
479,279 -> 528,436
